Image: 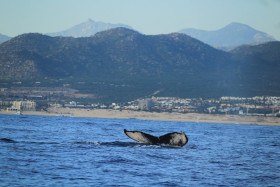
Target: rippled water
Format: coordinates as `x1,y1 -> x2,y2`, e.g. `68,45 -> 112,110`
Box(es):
0,114 -> 279,186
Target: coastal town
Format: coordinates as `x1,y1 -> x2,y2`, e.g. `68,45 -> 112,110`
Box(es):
1,87 -> 280,117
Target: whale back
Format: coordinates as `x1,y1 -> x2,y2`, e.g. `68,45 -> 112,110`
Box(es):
159,132 -> 188,147
124,129 -> 159,144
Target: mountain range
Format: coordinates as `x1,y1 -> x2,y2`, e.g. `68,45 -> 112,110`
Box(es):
1,20 -> 276,48
179,22 -> 276,50
47,19 -> 133,37
0,27 -> 279,102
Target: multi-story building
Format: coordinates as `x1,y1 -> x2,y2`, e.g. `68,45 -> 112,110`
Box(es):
6,101 -> 36,111
21,101 -> 36,111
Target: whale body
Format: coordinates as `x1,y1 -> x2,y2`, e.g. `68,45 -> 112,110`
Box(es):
124,129 -> 188,147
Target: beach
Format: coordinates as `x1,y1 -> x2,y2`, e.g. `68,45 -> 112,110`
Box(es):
1,107 -> 280,126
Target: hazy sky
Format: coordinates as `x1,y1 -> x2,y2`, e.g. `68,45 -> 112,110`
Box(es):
1,0 -> 280,40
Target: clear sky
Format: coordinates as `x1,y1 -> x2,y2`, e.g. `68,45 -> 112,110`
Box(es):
0,0 -> 280,40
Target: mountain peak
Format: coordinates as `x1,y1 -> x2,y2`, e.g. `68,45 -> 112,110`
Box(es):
222,22 -> 255,32
47,19 -> 134,38
87,18 -> 94,23
93,27 -> 141,40
179,22 -> 276,49
228,22 -> 250,27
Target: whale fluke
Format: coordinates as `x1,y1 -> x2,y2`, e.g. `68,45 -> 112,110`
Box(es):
124,129 -> 188,147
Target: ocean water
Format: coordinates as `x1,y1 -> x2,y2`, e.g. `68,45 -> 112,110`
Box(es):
0,114 -> 279,186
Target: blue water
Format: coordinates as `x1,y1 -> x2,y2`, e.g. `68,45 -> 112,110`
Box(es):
0,114 -> 279,186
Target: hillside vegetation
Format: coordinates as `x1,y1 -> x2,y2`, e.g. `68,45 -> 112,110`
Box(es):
0,28 -> 279,102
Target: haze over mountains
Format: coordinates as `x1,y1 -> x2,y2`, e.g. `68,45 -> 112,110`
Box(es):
0,27 -> 279,102
1,19 -> 277,48
179,22 -> 276,50
46,20 -> 277,49
47,19 -> 133,38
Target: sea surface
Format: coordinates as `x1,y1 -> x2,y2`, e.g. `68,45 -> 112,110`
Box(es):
0,114 -> 279,186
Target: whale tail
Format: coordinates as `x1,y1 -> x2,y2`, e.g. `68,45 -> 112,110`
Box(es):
124,129 -> 188,147
123,129 -> 159,144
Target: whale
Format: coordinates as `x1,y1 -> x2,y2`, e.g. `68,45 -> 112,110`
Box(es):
124,129 -> 188,147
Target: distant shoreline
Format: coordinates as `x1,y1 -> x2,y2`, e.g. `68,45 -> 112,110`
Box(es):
1,107 -> 280,126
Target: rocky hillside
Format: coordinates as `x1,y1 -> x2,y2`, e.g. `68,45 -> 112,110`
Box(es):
230,41 -> 280,95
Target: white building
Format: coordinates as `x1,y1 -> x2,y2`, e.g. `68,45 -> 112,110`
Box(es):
138,99 -> 154,110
